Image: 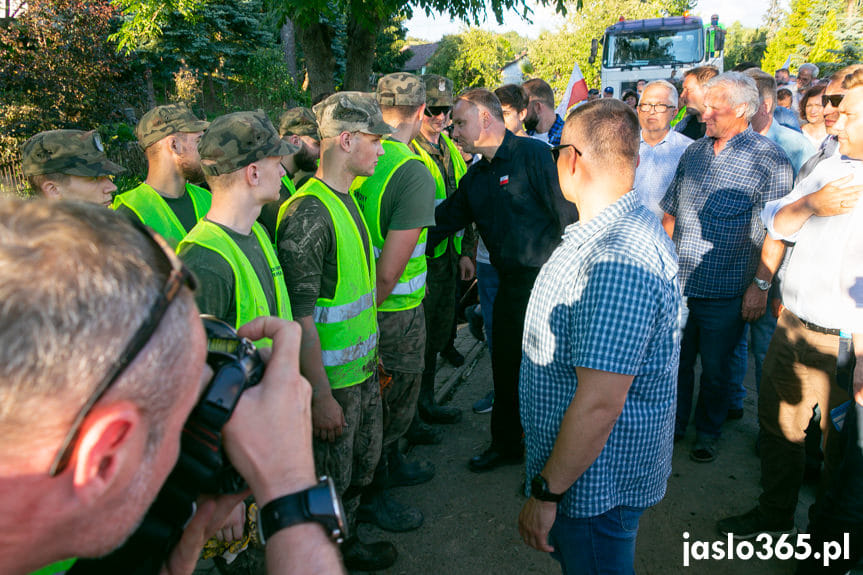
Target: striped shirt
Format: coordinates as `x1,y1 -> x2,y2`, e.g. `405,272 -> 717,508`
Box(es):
521,191 -> 681,518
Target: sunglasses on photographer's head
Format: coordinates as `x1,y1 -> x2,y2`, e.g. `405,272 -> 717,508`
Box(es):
48,220 -> 197,476
424,106 -> 452,117
822,94 -> 845,108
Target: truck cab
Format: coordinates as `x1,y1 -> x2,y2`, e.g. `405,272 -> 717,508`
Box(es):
592,16 -> 724,97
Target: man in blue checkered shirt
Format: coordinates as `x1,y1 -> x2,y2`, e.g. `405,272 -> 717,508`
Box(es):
518,99 -> 681,574
660,72 -> 792,463
523,78 -> 565,146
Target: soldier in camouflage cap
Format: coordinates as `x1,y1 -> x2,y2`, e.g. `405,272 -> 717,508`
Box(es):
313,92 -> 394,139
135,104 -> 210,150
259,107 -> 323,242
199,110 -> 298,176
21,129 -> 124,206
422,74 -> 454,108
113,105 -> 212,247
376,72 -> 426,107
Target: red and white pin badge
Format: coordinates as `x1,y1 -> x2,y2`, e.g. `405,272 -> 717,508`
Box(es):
499,175 -> 509,185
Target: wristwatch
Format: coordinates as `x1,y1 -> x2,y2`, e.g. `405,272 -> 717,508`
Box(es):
753,277 -> 772,291
530,474 -> 564,503
256,476 -> 346,544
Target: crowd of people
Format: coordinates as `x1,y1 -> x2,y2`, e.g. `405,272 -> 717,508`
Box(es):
3,59 -> 863,575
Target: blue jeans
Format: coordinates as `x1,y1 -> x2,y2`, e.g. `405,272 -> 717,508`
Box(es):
676,296 -> 747,439
476,261 -> 499,355
549,506 -> 644,575
728,295 -> 779,409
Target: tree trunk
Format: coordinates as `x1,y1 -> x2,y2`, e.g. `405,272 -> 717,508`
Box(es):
280,20 -> 298,83
343,15 -> 379,92
296,21 -> 336,102
144,67 -> 156,110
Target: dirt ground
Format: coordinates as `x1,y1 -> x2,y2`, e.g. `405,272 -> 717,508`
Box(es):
355,327 -> 823,575
194,325 -> 840,575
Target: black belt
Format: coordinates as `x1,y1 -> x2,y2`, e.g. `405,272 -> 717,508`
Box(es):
792,312 -> 841,336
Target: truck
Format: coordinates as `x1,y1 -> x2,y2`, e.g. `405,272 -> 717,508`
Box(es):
589,15 -> 725,97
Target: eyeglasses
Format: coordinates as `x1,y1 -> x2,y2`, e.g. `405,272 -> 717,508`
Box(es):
550,143 -> 582,163
822,94 -> 845,108
637,103 -> 674,113
424,106 -> 451,117
48,220 -> 197,476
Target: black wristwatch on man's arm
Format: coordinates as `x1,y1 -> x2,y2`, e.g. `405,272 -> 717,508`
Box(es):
530,474 -> 565,503
256,476 -> 346,544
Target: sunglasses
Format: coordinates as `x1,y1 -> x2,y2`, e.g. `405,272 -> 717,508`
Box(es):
48,220 -> 197,476
550,143 -> 582,163
424,106 -> 451,117
822,94 -> 845,108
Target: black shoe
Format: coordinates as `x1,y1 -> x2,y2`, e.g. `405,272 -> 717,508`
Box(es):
472,390 -> 494,414
357,490 -> 424,532
690,436 -> 718,463
387,449 -> 435,488
405,417 -> 442,445
465,304 -> 485,342
419,398 -> 463,424
468,447 -> 523,473
441,345 -> 465,367
716,506 -> 795,539
726,407 -> 744,420
341,536 -> 398,571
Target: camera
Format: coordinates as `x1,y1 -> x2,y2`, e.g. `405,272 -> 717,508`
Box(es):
69,316 -> 264,575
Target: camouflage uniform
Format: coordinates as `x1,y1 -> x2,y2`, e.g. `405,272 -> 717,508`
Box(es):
21,130 -> 124,180
277,93 -> 392,538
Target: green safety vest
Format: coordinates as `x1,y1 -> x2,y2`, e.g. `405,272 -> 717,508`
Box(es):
412,133 -> 468,258
29,559 -> 76,575
112,183 -> 211,248
277,179 -> 378,388
280,174 -> 298,198
177,220 -> 292,347
351,139 -> 428,312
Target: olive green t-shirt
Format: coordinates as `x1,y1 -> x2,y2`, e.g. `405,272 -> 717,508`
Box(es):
277,178 -> 372,319
375,158 -> 436,234
178,219 -> 278,328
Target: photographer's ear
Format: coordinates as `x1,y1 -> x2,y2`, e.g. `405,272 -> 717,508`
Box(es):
71,402 -> 144,504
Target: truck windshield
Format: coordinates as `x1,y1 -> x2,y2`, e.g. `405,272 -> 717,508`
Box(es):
603,27 -> 704,67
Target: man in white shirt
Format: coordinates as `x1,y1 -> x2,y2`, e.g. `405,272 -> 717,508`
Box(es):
634,80 -> 692,218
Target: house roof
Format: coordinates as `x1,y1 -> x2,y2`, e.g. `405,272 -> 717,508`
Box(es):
402,42 -> 440,72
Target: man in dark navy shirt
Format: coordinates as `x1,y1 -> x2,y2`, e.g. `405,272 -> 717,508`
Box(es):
430,88 -> 578,472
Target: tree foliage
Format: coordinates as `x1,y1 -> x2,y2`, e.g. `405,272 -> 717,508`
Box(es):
723,22 -> 768,70
427,29 -> 516,92
0,0 -> 145,163
761,0 -> 859,73
373,14 -> 413,75
526,0 -> 690,98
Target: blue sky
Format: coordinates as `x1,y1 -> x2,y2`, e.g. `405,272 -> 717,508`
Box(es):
405,0 -> 781,42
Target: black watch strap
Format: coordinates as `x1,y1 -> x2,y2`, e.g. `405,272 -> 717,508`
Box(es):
259,492 -> 307,543
531,474 -> 564,503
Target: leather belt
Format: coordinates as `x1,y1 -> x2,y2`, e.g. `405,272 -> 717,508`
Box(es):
792,312 -> 841,336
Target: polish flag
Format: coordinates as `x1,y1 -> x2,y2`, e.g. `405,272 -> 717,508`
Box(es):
555,61 -> 589,119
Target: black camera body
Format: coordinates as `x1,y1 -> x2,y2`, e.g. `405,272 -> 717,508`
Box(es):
69,316 -> 264,575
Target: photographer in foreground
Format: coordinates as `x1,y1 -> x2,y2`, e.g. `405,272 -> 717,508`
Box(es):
0,199 -> 344,575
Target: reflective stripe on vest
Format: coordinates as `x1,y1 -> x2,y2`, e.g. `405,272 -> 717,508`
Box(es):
112,183 -> 211,248
351,139 -> 428,312
413,133 -> 467,258
177,220 -> 292,347
277,179 -> 378,389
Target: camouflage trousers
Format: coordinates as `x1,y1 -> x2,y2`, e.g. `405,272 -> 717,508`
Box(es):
313,374 -> 383,530
378,306 -> 426,450
423,253 -> 457,360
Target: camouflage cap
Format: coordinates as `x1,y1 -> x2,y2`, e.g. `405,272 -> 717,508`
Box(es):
278,107 -> 319,139
136,104 -> 210,149
422,74 -> 454,107
21,130 -> 125,178
198,110 -> 299,177
376,73 -> 426,107
313,92 -> 395,139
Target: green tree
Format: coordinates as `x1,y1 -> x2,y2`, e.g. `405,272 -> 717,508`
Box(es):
0,0 -> 145,163
427,28 -> 515,91
724,22 -> 768,70
808,9 -> 842,64
373,13 -> 413,75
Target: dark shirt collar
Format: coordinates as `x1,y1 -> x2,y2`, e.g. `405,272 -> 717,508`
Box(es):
484,129 -> 515,163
